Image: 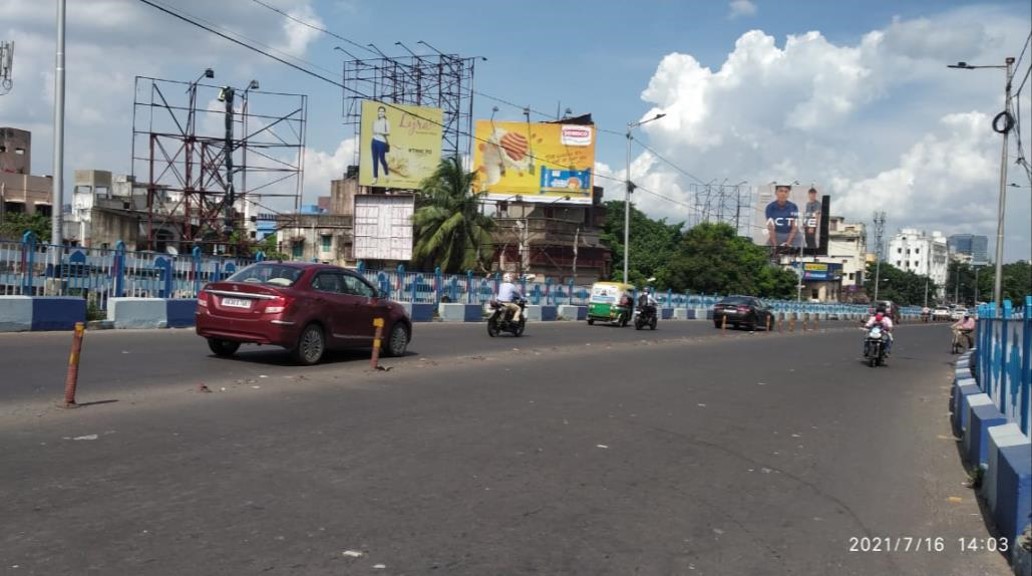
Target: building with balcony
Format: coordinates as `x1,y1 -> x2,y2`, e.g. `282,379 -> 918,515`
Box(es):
490,186 -> 611,284
782,216 -> 867,302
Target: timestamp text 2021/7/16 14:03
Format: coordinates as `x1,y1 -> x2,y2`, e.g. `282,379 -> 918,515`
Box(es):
848,536 -> 1010,553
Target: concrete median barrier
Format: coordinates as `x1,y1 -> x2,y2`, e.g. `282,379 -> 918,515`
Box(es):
401,302 -> 435,322
31,297 -> 86,331
557,305 -> 586,321
0,296 -> 33,332
524,305 -> 557,322
108,297 -> 167,329
166,299 -> 198,328
438,303 -> 481,322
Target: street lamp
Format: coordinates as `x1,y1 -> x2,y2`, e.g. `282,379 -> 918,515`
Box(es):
241,79 -> 260,239
948,57 -> 1015,314
624,112 -> 666,282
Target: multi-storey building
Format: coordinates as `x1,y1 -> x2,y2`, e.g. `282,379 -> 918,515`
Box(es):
947,234 -> 989,265
888,228 -> 949,286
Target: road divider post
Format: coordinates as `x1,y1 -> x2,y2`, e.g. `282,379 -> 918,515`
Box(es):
63,322 -> 85,408
370,317 -> 385,370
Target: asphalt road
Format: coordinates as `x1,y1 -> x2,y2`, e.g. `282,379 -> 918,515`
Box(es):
0,318 -> 810,405
0,321 -> 1010,575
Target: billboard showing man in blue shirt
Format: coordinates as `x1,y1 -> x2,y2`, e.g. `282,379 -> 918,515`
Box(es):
765,184 -> 801,249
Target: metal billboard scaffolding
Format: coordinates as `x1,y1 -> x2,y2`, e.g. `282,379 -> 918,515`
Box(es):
689,181 -> 753,234
341,50 -> 477,163
131,76 -> 307,252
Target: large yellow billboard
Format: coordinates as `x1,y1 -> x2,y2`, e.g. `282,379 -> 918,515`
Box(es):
473,120 -> 595,204
359,100 -> 443,189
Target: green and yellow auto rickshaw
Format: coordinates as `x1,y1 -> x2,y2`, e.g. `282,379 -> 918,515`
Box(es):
586,281 -> 635,326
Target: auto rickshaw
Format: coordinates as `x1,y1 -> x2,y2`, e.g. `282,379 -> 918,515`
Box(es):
586,282 -> 635,326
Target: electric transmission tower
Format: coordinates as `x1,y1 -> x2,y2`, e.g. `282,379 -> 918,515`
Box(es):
0,41 -> 13,95
872,211 -> 886,301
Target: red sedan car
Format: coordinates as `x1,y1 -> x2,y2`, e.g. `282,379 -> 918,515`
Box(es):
196,262 -> 412,365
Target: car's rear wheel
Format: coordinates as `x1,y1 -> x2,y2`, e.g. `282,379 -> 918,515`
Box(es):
208,338 -> 240,358
587,318 -> 595,326
383,322 -> 409,357
293,323 -> 325,365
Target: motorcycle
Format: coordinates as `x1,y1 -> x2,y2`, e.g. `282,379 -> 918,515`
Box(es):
634,297 -> 658,331
863,324 -> 889,367
487,298 -> 527,337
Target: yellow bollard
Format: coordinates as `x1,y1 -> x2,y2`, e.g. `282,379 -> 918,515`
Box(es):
370,317 -> 385,369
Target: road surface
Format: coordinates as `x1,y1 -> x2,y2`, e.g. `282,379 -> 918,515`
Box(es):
0,321 -> 1011,575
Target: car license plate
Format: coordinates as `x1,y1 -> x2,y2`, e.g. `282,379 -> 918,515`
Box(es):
221,297 -> 252,309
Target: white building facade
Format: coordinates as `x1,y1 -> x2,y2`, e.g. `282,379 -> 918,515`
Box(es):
888,228 -> 949,287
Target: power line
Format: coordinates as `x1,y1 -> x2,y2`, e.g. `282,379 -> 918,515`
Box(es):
137,0 -> 724,219
136,0 -> 640,192
1010,30 -> 1032,81
248,0 -> 374,57
631,138 -> 708,185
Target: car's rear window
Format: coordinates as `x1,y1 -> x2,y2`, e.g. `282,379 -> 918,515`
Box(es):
227,264 -> 303,287
719,296 -> 752,305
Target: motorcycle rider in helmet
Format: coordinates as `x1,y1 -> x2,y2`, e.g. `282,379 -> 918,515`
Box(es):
863,311 -> 894,355
495,273 -> 525,322
637,286 -> 659,323
639,286 -> 659,310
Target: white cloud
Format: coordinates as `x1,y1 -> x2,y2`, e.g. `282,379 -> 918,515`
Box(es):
728,0 -> 757,20
273,4 -> 324,58
302,137 -> 357,200
628,7 -> 1030,261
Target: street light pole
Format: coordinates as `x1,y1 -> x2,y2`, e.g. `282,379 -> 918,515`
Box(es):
624,113 -> 665,282
948,57 -> 1015,314
992,58 -> 1015,312
50,0 -> 66,246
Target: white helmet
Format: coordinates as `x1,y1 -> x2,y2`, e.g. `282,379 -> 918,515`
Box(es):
502,273 -> 513,283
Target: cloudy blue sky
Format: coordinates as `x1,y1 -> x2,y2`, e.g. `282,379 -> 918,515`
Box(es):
2,0 -> 1030,261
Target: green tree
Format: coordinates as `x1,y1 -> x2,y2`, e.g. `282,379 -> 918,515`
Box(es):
0,212 -> 51,243
258,233 -> 290,261
863,261 -> 935,306
977,260 -> 1032,305
600,200 -> 683,285
661,222 -> 798,298
412,156 -> 494,273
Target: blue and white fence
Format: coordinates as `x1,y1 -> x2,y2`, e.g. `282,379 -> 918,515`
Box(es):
974,298 -> 1032,438
1,234 -> 255,308
2,234 -> 905,320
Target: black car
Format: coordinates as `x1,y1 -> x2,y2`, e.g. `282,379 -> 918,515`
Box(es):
712,295 -> 774,330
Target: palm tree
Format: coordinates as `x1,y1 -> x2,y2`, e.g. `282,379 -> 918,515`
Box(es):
412,156 -> 494,273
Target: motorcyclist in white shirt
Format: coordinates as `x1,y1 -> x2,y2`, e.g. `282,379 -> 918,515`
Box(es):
495,273 -> 525,322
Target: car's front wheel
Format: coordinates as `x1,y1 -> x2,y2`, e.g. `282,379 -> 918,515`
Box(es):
383,322 -> 409,357
293,323 -> 325,365
208,338 -> 240,358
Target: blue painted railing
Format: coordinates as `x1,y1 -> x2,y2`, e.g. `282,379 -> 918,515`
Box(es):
974,297 -> 1032,437
0,236 -> 916,319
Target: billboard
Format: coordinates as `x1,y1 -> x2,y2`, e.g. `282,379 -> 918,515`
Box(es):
353,194 -> 415,261
801,262 -> 843,281
752,183 -> 829,256
473,120 -> 595,204
359,100 -> 443,189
